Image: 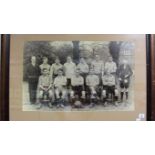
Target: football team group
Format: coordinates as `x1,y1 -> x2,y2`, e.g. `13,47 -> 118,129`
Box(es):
25,54 -> 133,109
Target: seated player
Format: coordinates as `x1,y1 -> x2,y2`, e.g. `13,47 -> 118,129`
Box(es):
54,69 -> 67,108
86,69 -> 100,107
37,68 -> 53,109
117,59 -> 133,103
102,70 -> 118,106
70,69 -> 85,108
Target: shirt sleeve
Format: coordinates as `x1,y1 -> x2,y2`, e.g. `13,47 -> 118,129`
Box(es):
53,78 -> 57,87
63,64 -> 66,75
38,76 -> 42,87
96,76 -> 99,85
50,76 -> 53,84
85,64 -> 89,73
63,77 -> 67,86
86,76 -> 89,86
81,77 -> 84,85
127,65 -> 133,77
104,63 -> 108,71
25,64 -> 29,80
101,63 -> 104,75
113,63 -> 117,73
71,77 -> 75,86
111,76 -> 115,85
102,77 -> 105,85
116,65 -> 122,76
50,64 -> 54,77
73,63 -> 76,71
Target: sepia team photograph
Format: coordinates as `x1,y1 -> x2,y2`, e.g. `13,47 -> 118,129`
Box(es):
23,41 -> 134,111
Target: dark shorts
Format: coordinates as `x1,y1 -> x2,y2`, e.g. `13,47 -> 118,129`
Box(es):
72,86 -> 83,97
120,81 -> 129,89
95,74 -> 102,85
81,73 -> 87,87
67,78 -> 71,89
103,85 -> 115,95
86,86 -> 101,97
53,74 -> 58,79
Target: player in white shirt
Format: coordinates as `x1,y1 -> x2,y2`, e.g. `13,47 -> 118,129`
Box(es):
77,57 -> 89,89
91,54 -> 104,76
64,56 -> 76,89
77,58 -> 89,74
102,70 -> 118,106
104,56 -> 117,75
70,69 -> 85,108
86,69 -> 100,107
50,57 -> 63,79
39,57 -> 51,73
54,69 -> 67,108
86,57 -> 93,70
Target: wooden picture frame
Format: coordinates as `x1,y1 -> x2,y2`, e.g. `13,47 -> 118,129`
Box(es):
0,34 -> 10,120
0,34 -> 152,121
150,34 -> 155,120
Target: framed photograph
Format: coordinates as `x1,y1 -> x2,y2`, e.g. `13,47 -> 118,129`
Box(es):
1,34 -> 149,120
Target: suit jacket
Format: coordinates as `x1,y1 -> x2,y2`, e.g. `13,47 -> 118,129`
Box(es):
26,63 -> 40,83
117,64 -> 133,80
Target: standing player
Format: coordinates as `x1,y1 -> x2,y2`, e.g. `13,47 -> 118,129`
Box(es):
64,56 -> 76,89
54,69 -> 67,108
77,57 -> 89,89
91,54 -> 104,77
86,57 -> 93,70
117,59 -> 133,102
37,68 -> 53,109
26,56 -> 40,104
104,56 -> 117,75
86,69 -> 100,107
70,69 -> 85,108
39,56 -> 51,73
50,57 -> 63,79
102,70 -> 118,106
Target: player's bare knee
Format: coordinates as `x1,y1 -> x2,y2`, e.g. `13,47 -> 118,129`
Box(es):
70,90 -> 74,98
49,90 -> 53,98
55,90 -> 60,98
115,89 -> 119,96
102,90 -> 106,97
39,91 -> 43,98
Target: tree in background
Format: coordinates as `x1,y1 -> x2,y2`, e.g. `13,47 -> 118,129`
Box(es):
72,41 -> 80,64
109,41 -> 122,65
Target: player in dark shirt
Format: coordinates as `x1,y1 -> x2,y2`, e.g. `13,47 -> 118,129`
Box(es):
26,56 -> 40,104
117,60 -> 133,102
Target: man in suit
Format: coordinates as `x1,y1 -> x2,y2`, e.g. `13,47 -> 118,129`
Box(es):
117,59 -> 133,102
26,56 -> 40,104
